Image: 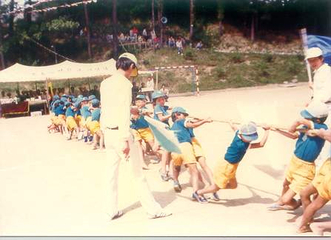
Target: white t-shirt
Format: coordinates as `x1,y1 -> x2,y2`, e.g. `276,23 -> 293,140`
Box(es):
313,63 -> 331,103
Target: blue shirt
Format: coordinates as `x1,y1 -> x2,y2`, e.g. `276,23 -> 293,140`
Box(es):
80,105 -> 91,119
91,108 -> 101,121
154,104 -> 169,125
131,115 -> 149,130
65,107 -> 76,117
224,131 -> 250,164
294,122 -> 327,162
54,104 -> 65,116
171,119 -> 192,143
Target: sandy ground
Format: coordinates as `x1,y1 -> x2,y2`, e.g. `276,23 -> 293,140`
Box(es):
1,83 -> 331,236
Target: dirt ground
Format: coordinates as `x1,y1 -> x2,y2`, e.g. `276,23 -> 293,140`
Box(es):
1,83 -> 330,236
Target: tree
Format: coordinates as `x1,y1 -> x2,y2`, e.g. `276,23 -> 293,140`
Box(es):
112,0 -> 118,58
157,0 -> 163,47
189,0 -> 194,41
83,0 -> 92,59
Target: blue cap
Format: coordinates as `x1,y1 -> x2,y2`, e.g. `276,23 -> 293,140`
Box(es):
77,95 -> 83,99
65,101 -> 72,107
74,99 -> 82,108
62,94 -> 68,98
60,97 -> 67,102
68,95 -> 74,99
53,95 -> 60,100
88,95 -> 96,100
172,106 -> 189,116
239,122 -> 258,142
136,94 -> 146,100
91,99 -> 100,107
52,100 -> 60,106
82,97 -> 89,101
152,90 -> 165,100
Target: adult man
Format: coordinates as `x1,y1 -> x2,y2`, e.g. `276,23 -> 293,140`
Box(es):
100,52 -> 171,220
306,47 -> 331,168
145,76 -> 155,102
307,47 -> 331,104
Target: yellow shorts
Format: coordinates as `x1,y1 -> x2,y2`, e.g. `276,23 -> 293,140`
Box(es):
66,116 -> 78,131
75,115 -> 82,126
54,114 -> 65,125
85,116 -> 92,129
286,155 -> 316,194
317,172 -> 331,200
89,121 -> 100,135
132,128 -> 154,142
192,137 -> 204,158
213,158 -> 239,189
171,142 -> 197,167
312,159 -> 331,189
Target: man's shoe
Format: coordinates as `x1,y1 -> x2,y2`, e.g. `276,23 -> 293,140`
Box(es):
111,211 -> 123,220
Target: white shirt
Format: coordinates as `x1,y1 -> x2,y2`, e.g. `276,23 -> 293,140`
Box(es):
146,79 -> 154,90
313,63 -> 331,103
100,72 -> 132,141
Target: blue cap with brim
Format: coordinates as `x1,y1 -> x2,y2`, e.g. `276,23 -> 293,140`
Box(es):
300,110 -> 314,119
172,106 -> 189,116
65,101 -> 72,107
88,95 -> 96,100
91,99 -> 100,107
74,100 -> 82,108
241,133 -> 259,142
136,94 -> 146,100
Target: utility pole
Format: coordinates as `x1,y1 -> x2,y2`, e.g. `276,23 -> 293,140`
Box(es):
112,0 -> 118,57
152,0 -> 155,33
157,0 -> 163,47
83,0 -> 92,59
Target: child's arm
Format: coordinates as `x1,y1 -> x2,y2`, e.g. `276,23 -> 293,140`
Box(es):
185,117 -> 212,128
228,120 -> 238,132
307,128 -> 331,142
288,119 -> 313,133
250,125 -> 270,149
156,113 -> 171,122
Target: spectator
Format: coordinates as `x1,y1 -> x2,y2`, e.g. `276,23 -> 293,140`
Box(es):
196,41 -> 203,50
142,28 -> 148,41
89,85 -> 100,100
176,38 -> 183,55
146,76 -> 155,102
160,84 -> 169,101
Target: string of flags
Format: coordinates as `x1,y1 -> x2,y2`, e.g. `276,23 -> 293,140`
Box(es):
6,0 -> 98,16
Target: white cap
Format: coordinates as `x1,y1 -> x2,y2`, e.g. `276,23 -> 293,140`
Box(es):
118,52 -> 138,67
305,47 -> 323,60
301,101 -> 329,119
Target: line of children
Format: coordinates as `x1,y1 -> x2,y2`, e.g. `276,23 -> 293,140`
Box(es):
89,99 -> 105,150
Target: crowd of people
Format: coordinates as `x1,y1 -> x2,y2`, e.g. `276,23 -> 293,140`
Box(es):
47,48 -> 331,235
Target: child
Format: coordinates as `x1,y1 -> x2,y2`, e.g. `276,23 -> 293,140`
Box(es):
65,100 -> 80,140
171,106 -> 213,203
80,97 -> 92,143
89,99 -> 104,150
152,90 -> 172,181
268,101 -> 328,211
196,121 -> 269,202
297,127 -> 331,234
170,109 -> 215,198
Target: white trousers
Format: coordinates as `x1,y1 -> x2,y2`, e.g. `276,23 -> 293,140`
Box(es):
104,129 -> 162,218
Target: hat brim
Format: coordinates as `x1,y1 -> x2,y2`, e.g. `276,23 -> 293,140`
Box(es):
241,133 -> 258,142
300,109 -> 314,119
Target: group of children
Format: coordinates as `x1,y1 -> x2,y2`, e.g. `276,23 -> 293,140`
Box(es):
47,89 -> 331,235
48,94 -> 104,151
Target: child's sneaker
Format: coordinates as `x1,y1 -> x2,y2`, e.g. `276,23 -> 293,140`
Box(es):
212,192 -> 220,201
173,180 -> 182,193
84,136 -> 88,142
89,136 -> 93,142
192,191 -> 208,204
159,169 -> 171,181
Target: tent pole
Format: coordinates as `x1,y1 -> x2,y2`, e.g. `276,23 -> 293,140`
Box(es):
45,79 -> 50,114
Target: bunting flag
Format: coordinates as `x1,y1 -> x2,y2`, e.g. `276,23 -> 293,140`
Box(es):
307,35 -> 331,66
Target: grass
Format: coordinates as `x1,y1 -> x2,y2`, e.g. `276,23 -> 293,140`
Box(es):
137,48 -> 308,93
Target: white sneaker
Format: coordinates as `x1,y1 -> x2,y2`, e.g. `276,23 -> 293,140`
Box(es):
148,211 -> 172,219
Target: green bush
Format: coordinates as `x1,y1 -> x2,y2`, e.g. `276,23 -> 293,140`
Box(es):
184,48 -> 196,60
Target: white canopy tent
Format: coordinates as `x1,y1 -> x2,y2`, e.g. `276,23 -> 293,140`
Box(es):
0,59 -> 117,83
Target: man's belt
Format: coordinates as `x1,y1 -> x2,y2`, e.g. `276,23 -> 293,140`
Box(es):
106,126 -> 119,130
